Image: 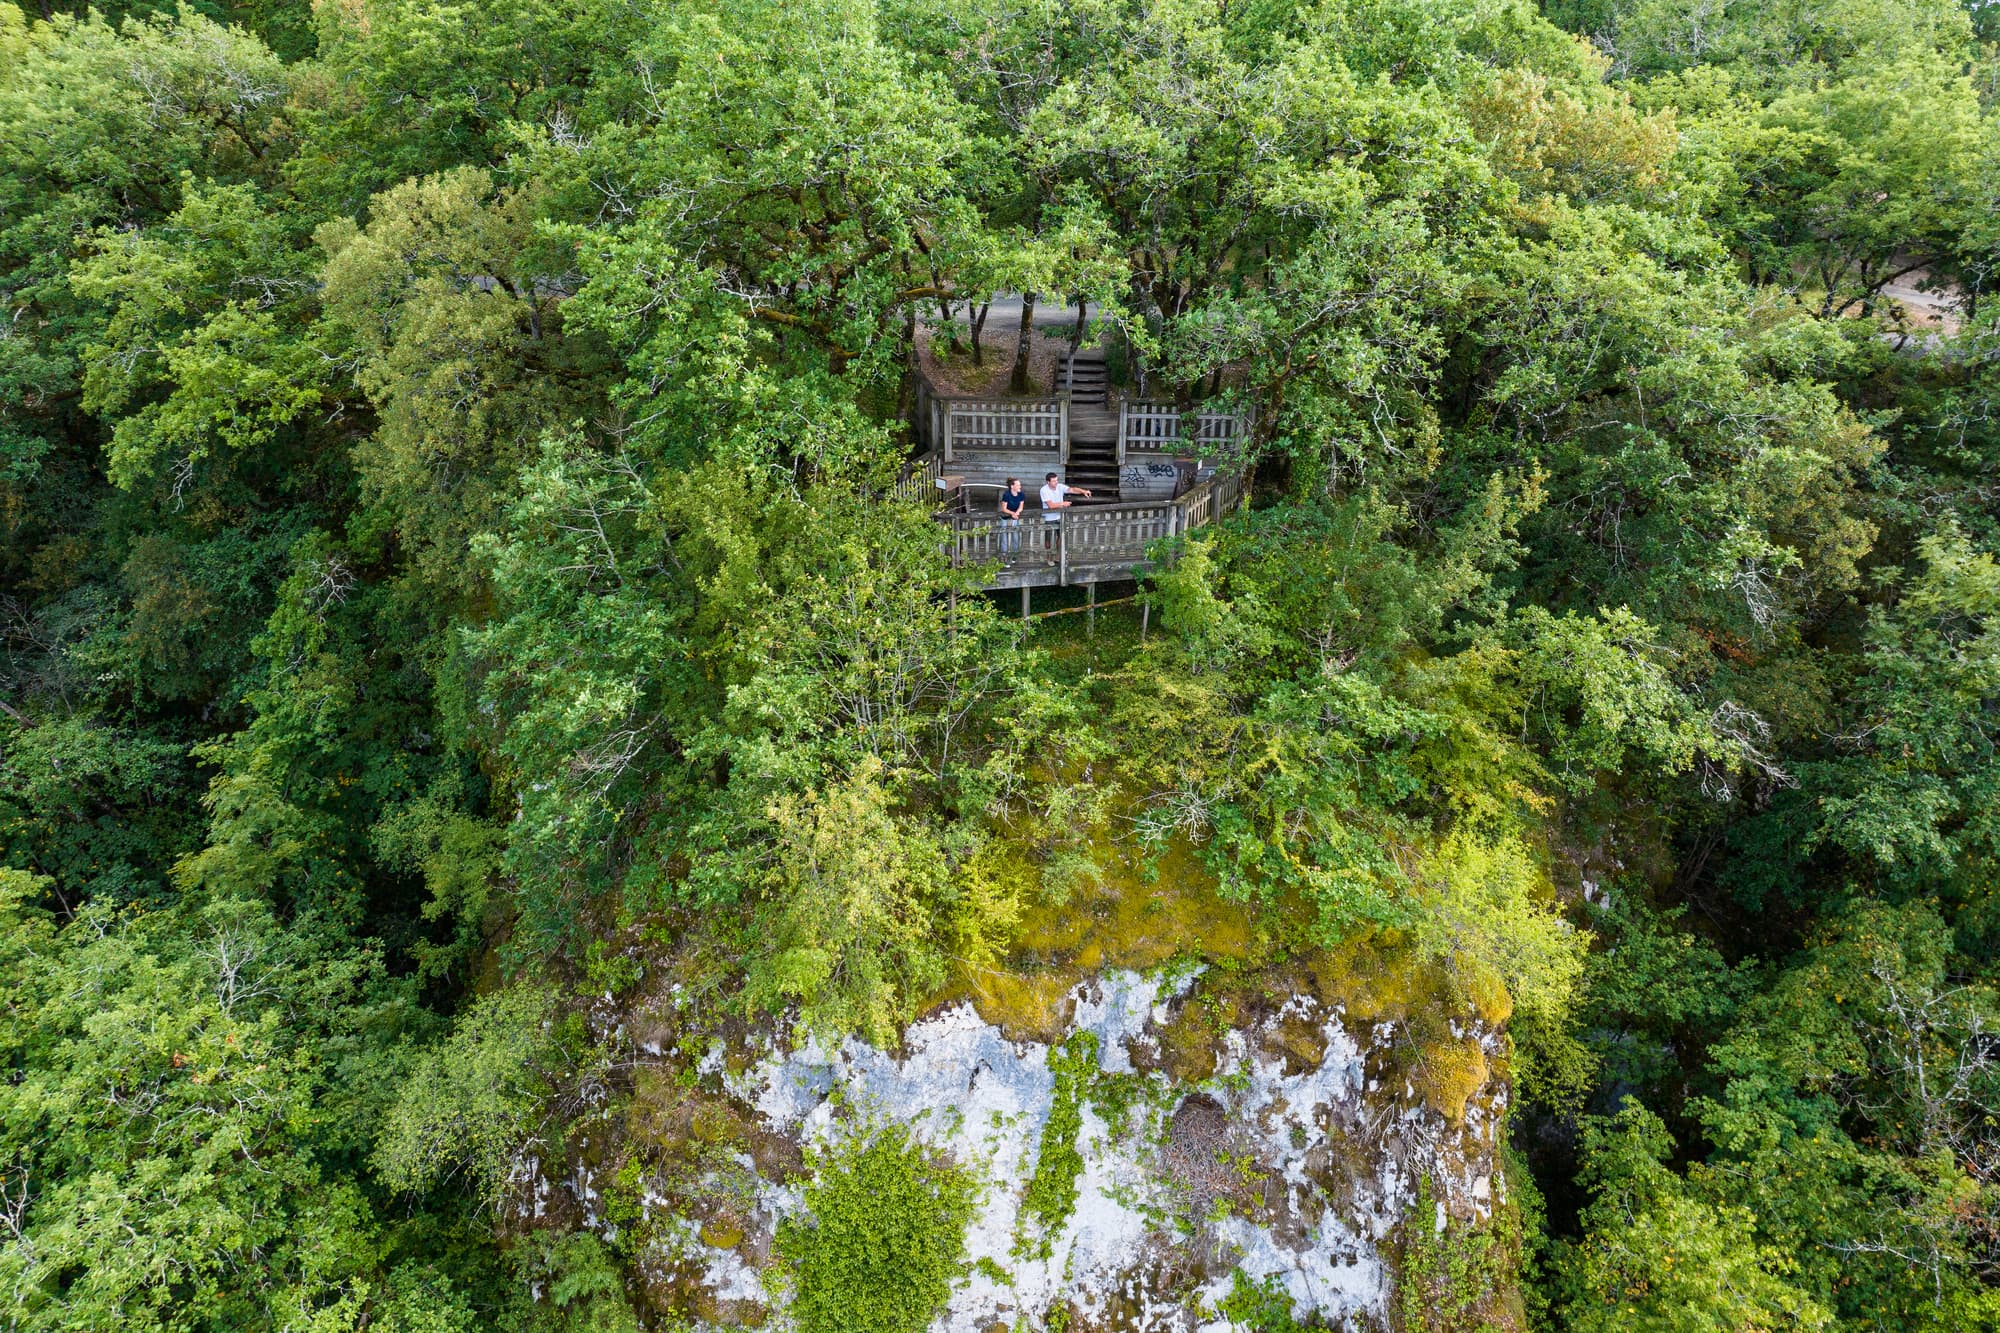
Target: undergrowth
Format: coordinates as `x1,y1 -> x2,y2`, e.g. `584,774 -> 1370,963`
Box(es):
1216,1269 -> 1308,1332
1396,1175 -> 1521,1333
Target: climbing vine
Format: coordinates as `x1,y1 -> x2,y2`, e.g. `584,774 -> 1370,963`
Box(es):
1017,1030 -> 1101,1257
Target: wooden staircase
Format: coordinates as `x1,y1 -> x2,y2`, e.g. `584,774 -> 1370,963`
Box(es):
1063,436 -> 1121,502
1062,349 -> 1109,406
1060,350 -> 1118,500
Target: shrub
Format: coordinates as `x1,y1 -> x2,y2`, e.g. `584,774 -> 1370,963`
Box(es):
775,1120 -> 979,1333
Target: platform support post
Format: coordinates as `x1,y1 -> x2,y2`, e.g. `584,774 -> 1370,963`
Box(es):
1087,581 -> 1097,637
1021,585 -> 1030,622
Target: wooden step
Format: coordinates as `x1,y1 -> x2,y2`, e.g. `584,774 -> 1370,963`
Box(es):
1062,352 -> 1110,406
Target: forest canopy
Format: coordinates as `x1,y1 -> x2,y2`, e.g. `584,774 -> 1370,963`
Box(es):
3,0 -> 1999,1327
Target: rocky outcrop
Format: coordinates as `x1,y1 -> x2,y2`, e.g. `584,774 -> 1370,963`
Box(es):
527,962 -> 1512,1331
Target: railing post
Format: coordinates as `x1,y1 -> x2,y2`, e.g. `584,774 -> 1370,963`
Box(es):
1059,396 -> 1070,464
1058,518 -> 1068,586
942,406 -> 954,463
1116,403 -> 1127,466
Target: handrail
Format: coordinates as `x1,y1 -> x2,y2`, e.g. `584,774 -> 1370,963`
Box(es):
938,469 -> 1245,574
914,368 -> 1251,468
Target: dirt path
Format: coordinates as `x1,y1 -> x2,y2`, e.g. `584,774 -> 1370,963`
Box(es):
1879,270 -> 1963,336
917,295 -> 1098,398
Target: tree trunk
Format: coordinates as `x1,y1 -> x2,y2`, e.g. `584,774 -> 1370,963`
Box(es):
970,300 -> 991,367
937,297 -> 960,356
897,299 -> 919,426
1069,292 -> 1087,352
1009,293 -> 1038,392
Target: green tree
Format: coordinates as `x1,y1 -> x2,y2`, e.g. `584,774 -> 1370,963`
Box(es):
0,868 -> 501,1333
0,5 -> 291,484
1555,1100 -> 1832,1332
1800,525 -> 2000,896
1697,902 -> 2000,1327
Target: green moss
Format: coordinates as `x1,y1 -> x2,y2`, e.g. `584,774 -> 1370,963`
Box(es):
949,831 -> 1258,1042
774,1121 -> 978,1333
1311,931 -> 1443,1024
698,1218 -> 744,1250
952,967 -> 1079,1045
1415,1038 -> 1490,1123
689,1101 -> 738,1144
1269,1008 -> 1329,1074
1017,1030 -> 1099,1257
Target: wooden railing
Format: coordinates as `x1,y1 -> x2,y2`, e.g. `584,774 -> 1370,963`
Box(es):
1117,402 -> 1251,462
1171,465 -> 1244,531
893,451 -> 947,502
916,380 -> 1069,461
942,399 -> 1066,461
912,377 -> 1250,467
939,468 -> 1246,580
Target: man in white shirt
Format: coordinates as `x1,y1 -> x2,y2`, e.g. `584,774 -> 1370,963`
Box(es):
1039,471 -> 1092,520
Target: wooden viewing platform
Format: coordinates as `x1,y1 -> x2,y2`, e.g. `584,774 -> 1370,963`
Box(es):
905,361 -> 1253,593
901,456 -> 1248,591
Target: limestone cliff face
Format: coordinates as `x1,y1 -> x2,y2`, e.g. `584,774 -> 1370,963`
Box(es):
526,959 -> 1514,1331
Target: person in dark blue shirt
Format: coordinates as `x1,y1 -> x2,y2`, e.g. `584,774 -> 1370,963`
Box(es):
998,477 -> 1026,554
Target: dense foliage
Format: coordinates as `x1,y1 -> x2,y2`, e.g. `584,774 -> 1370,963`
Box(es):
2,0 -> 1998,1327
774,1121 -> 980,1333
